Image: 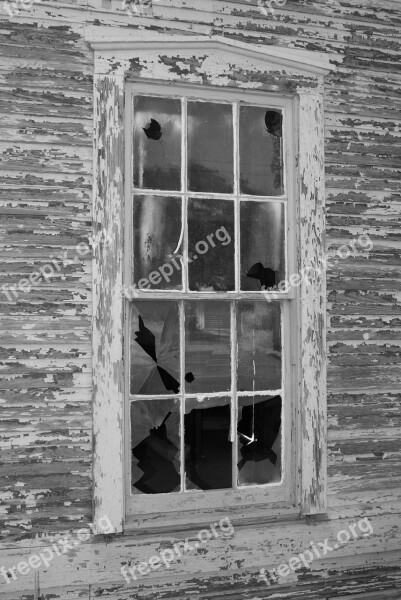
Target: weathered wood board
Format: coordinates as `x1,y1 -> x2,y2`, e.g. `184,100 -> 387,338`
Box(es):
0,0 -> 400,597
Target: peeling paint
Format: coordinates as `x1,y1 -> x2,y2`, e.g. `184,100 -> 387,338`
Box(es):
0,1 -> 400,598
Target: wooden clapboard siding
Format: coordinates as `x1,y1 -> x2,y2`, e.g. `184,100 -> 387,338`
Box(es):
0,16 -> 94,547
0,0 -> 400,597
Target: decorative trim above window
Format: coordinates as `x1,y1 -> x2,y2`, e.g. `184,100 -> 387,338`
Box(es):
86,29 -> 335,534
86,29 -> 333,76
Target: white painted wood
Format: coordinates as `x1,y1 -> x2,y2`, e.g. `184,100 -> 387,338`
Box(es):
297,90 -> 327,515
89,32 -> 330,530
0,511 -> 397,593
85,30 -> 335,76
92,73 -> 125,534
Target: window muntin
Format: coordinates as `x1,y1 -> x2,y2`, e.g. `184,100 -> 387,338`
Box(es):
125,84 -> 295,512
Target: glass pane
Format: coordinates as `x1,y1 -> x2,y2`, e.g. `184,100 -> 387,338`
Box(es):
185,396 -> 232,490
240,201 -> 285,290
237,395 -> 281,486
133,195 -> 182,290
133,96 -> 181,191
185,301 -> 231,393
188,198 -> 235,291
240,105 -> 283,196
237,301 -> 281,391
130,301 -> 180,395
131,399 -> 180,494
188,101 -> 233,193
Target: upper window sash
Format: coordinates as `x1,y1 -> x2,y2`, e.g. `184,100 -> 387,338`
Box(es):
125,83 -> 295,302
128,83 -> 289,199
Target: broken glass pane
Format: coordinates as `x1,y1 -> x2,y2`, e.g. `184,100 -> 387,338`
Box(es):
133,96 -> 181,191
131,399 -> 180,494
130,301 -> 180,395
185,301 -> 231,393
185,396 -> 232,490
133,195 -> 183,290
237,395 -> 282,486
188,101 -> 234,193
237,301 -> 281,391
240,201 -> 285,291
240,105 -> 283,196
188,198 -> 235,291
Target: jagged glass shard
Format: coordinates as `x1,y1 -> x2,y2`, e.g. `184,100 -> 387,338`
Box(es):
237,395 -> 282,486
130,301 -> 180,395
131,399 -> 180,494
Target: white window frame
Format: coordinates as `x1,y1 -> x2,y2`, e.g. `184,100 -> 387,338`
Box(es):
86,28 -> 334,533
124,83 -> 295,516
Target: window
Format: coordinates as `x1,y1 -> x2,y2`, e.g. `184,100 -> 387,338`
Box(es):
87,32 -> 332,533
124,84 -> 296,515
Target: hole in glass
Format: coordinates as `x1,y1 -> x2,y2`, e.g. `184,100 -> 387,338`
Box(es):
240,201 -> 285,291
133,96 -> 181,191
131,399 -> 180,494
240,105 -> 283,196
185,396 -> 232,490
237,395 -> 282,486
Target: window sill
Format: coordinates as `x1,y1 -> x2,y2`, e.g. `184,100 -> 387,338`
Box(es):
123,501 -> 303,537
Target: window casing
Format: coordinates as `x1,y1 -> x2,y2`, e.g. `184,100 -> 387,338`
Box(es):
88,32 -> 332,533
124,83 -> 297,515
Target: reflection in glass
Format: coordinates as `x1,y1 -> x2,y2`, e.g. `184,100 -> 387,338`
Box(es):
133,96 -> 181,191
130,301 -> 180,395
240,105 -> 283,196
237,301 -> 281,391
185,301 -> 231,393
131,399 -> 180,494
188,199 -> 235,291
185,397 -> 232,490
133,195 -> 182,290
188,101 -> 234,193
237,395 -> 281,486
240,201 -> 285,290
